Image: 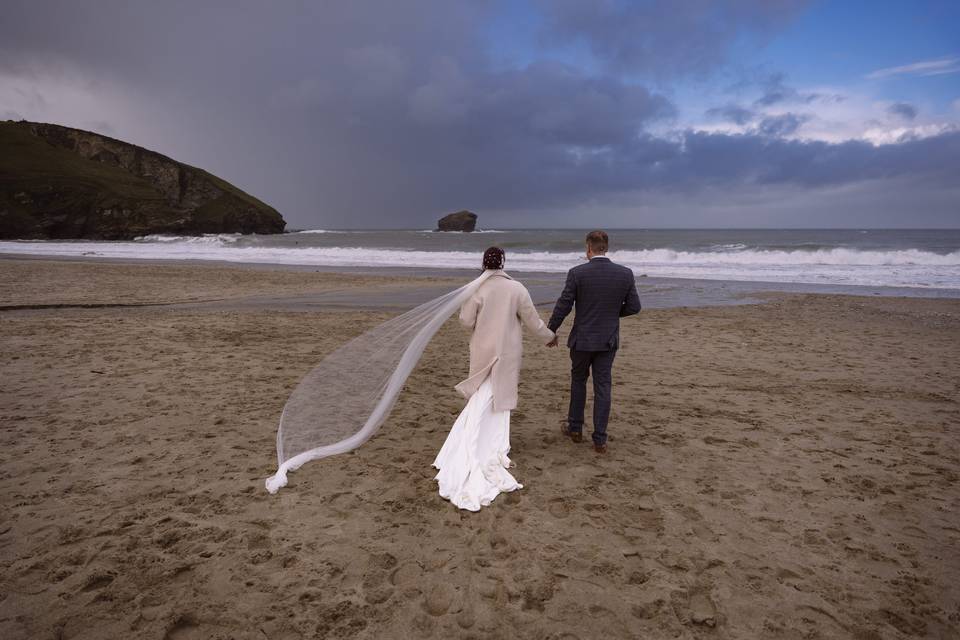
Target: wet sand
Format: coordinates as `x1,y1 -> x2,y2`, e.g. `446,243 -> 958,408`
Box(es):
1,258 -> 958,639
7,252 -> 959,312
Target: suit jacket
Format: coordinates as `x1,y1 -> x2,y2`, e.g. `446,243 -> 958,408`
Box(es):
455,270 -> 555,412
547,256 -> 641,351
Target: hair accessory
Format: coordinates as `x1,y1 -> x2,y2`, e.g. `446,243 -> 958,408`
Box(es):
482,246 -> 505,270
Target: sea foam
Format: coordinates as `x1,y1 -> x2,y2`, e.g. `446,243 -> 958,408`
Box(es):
1,240 -> 958,289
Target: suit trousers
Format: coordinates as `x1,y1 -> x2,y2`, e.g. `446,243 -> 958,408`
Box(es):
567,348 -> 617,445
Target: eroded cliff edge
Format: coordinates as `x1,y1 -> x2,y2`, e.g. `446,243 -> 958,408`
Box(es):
0,121 -> 285,239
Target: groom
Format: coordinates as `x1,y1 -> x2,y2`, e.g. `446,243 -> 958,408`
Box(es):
546,230 -> 641,453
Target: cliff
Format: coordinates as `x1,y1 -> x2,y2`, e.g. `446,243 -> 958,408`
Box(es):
0,121 -> 285,239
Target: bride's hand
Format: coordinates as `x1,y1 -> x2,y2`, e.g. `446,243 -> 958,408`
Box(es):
546,335 -> 559,348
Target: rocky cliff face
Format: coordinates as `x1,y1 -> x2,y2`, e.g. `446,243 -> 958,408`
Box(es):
0,121 -> 285,239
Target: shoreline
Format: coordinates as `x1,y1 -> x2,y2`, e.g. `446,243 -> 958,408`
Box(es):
2,227 -> 958,292
3,253 -> 958,313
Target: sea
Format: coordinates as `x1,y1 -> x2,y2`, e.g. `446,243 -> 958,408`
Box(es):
2,228 -> 959,291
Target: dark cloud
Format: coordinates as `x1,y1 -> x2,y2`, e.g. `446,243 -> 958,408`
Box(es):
888,102 -> 918,120
536,0 -> 809,76
752,72 -> 822,106
756,113 -> 809,137
664,129 -> 960,189
705,104 -> 755,125
1,0 -> 957,228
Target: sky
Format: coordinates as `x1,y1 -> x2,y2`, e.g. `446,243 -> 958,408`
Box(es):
1,0 -> 958,229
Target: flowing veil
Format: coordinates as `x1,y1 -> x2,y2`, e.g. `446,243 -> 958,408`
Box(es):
265,269 -> 495,493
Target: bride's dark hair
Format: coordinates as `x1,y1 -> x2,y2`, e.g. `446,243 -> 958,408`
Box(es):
482,246 -> 505,270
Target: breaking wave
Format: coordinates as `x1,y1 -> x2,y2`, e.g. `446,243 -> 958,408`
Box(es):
134,233 -> 243,244
1,240 -> 958,289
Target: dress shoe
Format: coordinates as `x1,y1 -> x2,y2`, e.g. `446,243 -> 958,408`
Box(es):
594,442 -> 607,454
560,420 -> 583,443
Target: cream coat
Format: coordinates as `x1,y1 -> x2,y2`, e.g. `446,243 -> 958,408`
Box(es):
455,270 -> 555,412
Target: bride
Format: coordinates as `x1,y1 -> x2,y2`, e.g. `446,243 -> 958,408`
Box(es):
433,247 -> 556,511
265,246 -> 554,498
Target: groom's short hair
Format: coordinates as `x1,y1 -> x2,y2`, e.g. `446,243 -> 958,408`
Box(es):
586,230 -> 608,254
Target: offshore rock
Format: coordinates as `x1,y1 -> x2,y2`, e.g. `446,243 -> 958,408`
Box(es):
0,120 -> 285,239
437,210 -> 477,232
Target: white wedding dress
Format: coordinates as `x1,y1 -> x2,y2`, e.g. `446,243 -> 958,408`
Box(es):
432,377 -> 522,511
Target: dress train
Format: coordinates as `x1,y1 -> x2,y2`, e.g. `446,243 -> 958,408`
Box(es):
432,378 -> 522,511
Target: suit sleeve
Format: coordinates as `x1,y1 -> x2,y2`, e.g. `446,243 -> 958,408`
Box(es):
459,293 -> 481,329
518,287 -> 556,344
619,272 -> 642,317
547,269 -> 577,332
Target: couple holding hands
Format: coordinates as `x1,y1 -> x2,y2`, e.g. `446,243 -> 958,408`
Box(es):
434,230 -> 642,511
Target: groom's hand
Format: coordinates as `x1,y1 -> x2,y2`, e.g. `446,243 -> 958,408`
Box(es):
546,335 -> 559,348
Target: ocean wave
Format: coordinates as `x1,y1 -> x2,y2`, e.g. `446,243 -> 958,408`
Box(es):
293,229 -> 348,234
610,247 -> 960,266
1,241 -> 958,289
134,233 -> 242,244
418,229 -> 506,233
708,243 -> 748,251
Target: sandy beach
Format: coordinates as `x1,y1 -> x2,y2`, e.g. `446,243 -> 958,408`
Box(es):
1,258 -> 958,639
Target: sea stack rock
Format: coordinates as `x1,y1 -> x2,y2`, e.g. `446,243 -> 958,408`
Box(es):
0,120 -> 286,239
437,210 -> 478,232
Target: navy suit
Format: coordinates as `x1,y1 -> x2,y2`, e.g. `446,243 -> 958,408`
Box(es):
547,256 -> 641,445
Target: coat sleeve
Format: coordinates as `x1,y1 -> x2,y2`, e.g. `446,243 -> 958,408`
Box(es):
547,268 -> 577,332
459,293 -> 481,329
620,272 -> 642,317
518,287 -> 556,344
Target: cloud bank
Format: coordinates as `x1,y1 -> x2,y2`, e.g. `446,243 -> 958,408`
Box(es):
1,0 -> 957,228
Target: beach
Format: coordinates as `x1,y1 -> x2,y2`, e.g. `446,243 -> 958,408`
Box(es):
1,258 -> 958,639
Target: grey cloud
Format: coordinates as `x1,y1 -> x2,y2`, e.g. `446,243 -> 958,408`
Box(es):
661,129 -> 960,190
756,113 -> 809,137
1,0 -> 957,229
733,70 -> 839,107
536,0 -> 809,76
887,102 -> 918,120
705,104 -> 755,125
403,59 -> 677,144
753,72 -> 803,106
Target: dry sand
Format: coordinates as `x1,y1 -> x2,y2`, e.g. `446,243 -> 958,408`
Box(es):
1,259 -> 958,639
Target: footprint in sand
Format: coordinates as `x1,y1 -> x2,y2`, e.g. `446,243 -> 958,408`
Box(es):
802,529 -> 827,546
520,579 -> 555,612
691,521 -> 720,543
370,552 -> 398,571
390,562 -> 423,587
362,552 -> 398,604
631,597 -> 666,620
455,605 -> 476,629
670,589 -> 718,628
163,613 -> 200,640
627,570 -> 651,585
364,587 -> 393,605
583,502 -> 610,513
877,607 -> 928,636
548,497 -> 573,518
79,570 -> 115,592
489,532 -> 516,559
422,582 -> 455,616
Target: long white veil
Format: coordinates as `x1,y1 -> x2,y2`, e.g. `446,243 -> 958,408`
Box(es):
265,269 -> 494,493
